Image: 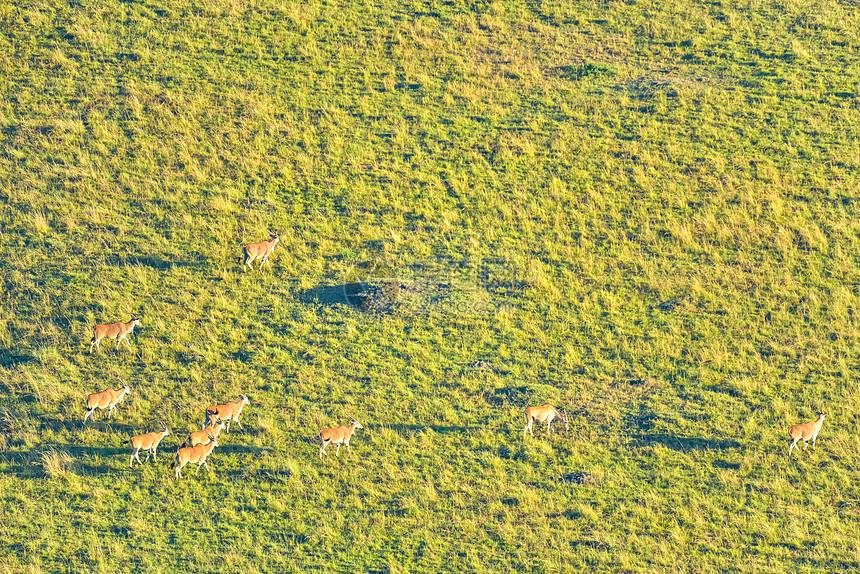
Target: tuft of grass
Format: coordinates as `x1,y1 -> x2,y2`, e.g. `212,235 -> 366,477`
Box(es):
39,449 -> 75,479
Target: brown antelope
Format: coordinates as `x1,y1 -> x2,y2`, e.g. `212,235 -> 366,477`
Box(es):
318,416 -> 363,458
204,394 -> 250,433
89,312 -> 141,353
789,412 -> 826,456
129,421 -> 170,467
189,418 -> 226,447
243,233 -> 279,272
84,383 -> 131,423
524,404 -> 569,438
174,432 -> 219,479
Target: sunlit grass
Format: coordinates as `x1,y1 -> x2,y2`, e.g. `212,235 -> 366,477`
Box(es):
0,0 -> 859,571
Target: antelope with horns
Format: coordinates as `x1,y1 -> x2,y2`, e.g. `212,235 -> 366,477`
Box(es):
129,421 -> 170,467
524,404 -> 569,438
84,383 -> 131,423
318,416 -> 363,459
789,412 -> 826,456
189,417 -> 226,447
90,312 -> 141,353
204,394 -> 250,433
174,432 -> 219,479
242,233 -> 279,272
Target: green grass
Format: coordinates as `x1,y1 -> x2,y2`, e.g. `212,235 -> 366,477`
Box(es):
1,0 -> 860,571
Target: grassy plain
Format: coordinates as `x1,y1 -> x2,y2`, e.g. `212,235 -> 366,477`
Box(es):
1,0 -> 860,571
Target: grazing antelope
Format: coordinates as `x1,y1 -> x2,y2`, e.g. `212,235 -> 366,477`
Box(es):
175,432 -> 219,479
189,418 -> 226,447
242,233 -> 279,272
318,416 -> 363,458
89,313 -> 141,353
204,394 -> 250,433
84,383 -> 131,423
129,421 -> 170,467
524,404 -> 569,438
789,412 -> 826,456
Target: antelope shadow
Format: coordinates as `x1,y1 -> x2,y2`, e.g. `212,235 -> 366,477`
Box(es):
0,445 -> 133,478
375,424 -> 475,434
0,462 -> 41,478
487,386 -> 532,407
14,410 -> 142,434
105,254 -> 204,270
76,421 -> 139,434
298,435 -> 322,447
629,433 -> 741,451
215,444 -> 268,455
52,445 -> 129,458
0,351 -> 32,368
217,466 -> 284,480
256,468 -> 293,481
298,282 -> 374,308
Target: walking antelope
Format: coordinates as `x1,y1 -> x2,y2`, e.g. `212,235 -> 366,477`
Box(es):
84,383 -> 131,423
129,421 -> 170,467
89,313 -> 141,353
242,234 -> 279,272
189,418 -> 226,447
175,432 -> 219,479
204,394 -> 250,433
789,412 -> 826,456
524,404 -> 569,438
318,417 -> 363,459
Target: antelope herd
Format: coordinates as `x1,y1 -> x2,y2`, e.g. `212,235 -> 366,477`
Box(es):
76,234 -> 828,481
84,391 -> 248,479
